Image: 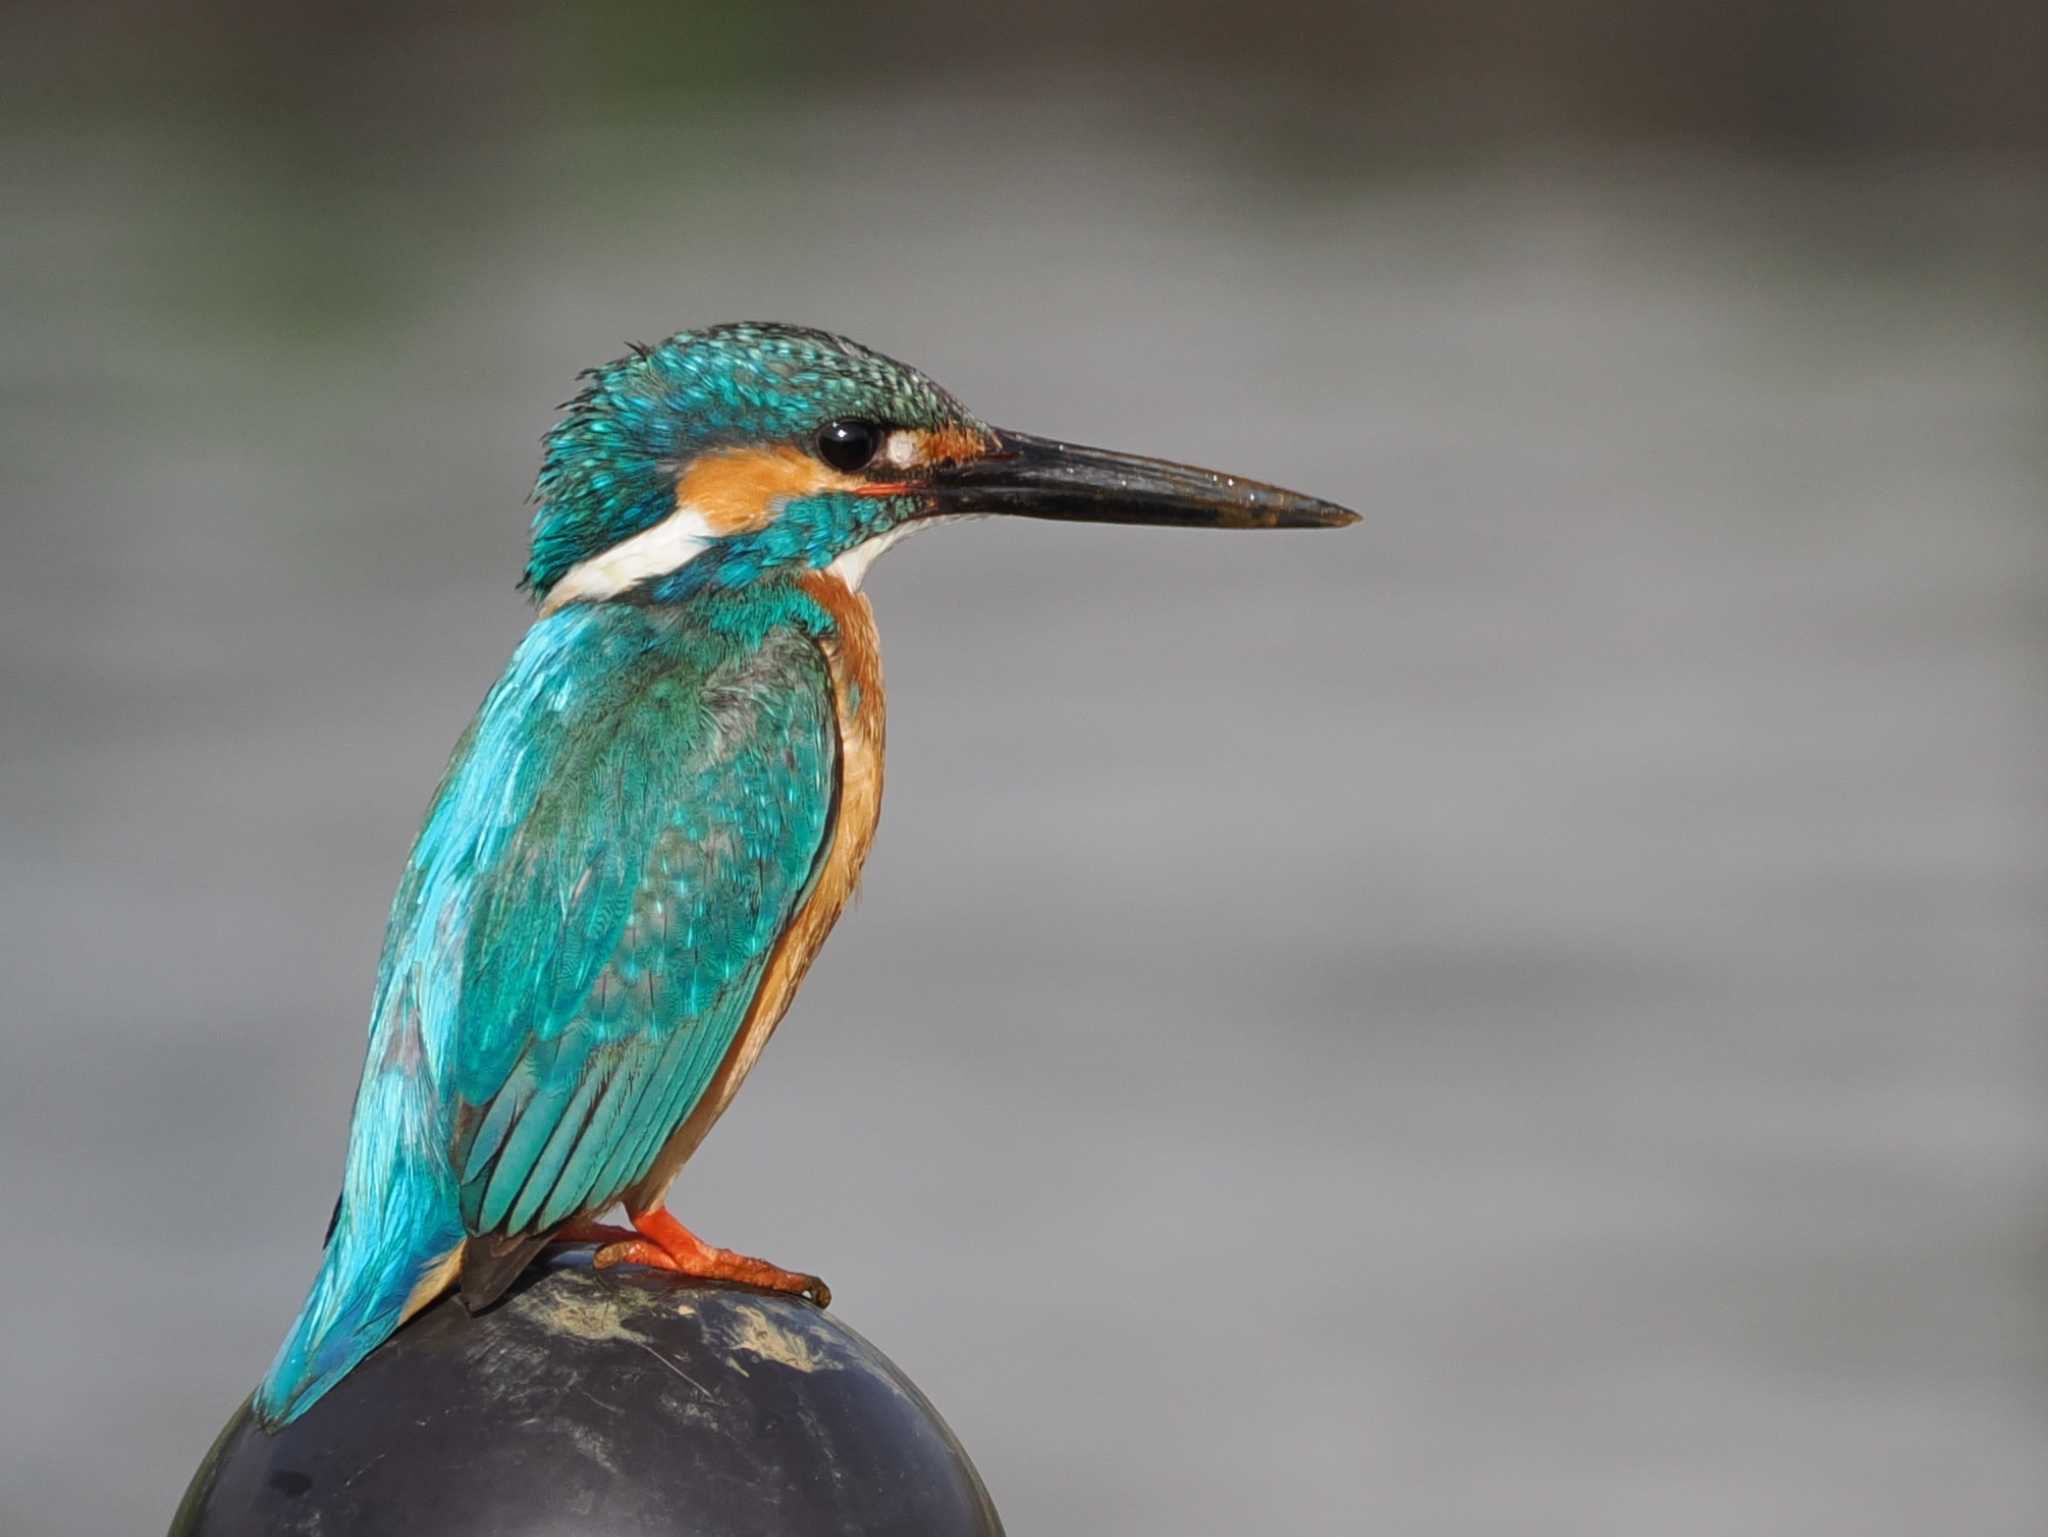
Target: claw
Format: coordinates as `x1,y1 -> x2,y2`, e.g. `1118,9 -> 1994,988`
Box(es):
576,1208 -> 829,1307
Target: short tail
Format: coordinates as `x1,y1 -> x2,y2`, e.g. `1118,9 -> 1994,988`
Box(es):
254,1188 -> 464,1427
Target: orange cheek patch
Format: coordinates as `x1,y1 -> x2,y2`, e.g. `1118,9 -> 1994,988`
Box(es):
674,446 -> 860,534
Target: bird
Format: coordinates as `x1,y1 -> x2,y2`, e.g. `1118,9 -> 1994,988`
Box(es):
254,322 -> 1356,1426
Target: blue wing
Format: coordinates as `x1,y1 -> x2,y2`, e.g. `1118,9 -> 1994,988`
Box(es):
448,620 -> 838,1239
258,599 -> 838,1424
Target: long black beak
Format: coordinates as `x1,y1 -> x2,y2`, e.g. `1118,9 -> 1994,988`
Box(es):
927,428 -> 1357,530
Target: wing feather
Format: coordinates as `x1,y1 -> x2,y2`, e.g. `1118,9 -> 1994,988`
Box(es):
449,612 -> 837,1242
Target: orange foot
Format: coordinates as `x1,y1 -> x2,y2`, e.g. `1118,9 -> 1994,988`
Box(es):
555,1209 -> 830,1307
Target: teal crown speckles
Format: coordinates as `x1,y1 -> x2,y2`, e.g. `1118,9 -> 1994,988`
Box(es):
524,323 -> 974,598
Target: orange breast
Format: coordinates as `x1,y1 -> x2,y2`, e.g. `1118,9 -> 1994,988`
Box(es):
624,569 -> 885,1212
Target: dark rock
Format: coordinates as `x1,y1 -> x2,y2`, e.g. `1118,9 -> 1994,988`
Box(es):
170,1252 -> 1003,1535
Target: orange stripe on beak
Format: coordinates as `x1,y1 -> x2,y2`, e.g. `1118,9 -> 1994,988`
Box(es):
920,424 -> 995,465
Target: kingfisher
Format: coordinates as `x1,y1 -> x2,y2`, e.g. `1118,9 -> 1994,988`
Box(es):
254,323 -> 1355,1426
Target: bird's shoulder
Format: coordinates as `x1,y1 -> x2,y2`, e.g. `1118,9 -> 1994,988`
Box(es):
367,590 -> 843,1078
408,590 -> 836,869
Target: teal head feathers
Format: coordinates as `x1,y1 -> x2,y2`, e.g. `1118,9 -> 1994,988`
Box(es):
524,321 -> 1356,609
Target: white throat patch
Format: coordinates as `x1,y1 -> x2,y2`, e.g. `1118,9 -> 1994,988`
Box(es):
826,522 -> 918,592
827,515 -> 976,592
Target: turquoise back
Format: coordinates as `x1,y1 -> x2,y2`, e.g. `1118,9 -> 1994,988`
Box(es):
258,581 -> 844,1424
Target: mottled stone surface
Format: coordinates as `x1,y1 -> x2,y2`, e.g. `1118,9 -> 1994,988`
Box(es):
169,1254 -> 1003,1536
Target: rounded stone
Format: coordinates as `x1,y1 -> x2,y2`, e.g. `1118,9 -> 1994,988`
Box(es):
170,1253 -> 1003,1536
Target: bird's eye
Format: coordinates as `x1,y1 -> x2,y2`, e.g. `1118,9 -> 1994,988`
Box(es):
816,419 -> 883,473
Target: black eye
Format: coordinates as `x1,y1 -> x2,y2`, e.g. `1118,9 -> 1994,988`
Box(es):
817,419 -> 883,473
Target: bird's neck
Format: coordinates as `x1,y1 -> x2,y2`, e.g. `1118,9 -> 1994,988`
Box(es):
536,568 -> 885,763
792,568 -> 885,764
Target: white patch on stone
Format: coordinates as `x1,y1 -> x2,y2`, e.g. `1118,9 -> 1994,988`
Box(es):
542,505 -> 717,613
721,1302 -> 840,1374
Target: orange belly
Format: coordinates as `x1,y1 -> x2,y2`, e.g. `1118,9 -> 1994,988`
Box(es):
623,569 -> 885,1212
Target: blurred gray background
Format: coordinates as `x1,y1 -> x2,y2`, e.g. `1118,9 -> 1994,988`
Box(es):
2,3 -> 2044,1533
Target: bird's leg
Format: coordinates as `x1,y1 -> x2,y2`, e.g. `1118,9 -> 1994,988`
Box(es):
588,1207 -> 831,1307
